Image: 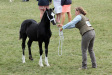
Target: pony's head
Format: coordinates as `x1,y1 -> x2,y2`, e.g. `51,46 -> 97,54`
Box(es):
46,8 -> 56,25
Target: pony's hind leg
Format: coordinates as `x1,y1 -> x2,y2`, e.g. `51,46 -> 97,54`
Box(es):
27,39 -> 33,60
22,35 -> 27,63
38,42 -> 44,67
45,41 -> 50,66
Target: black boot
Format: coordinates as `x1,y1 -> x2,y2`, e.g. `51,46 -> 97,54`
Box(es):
92,63 -> 97,68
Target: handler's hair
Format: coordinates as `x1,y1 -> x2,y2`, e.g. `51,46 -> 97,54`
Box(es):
76,7 -> 87,16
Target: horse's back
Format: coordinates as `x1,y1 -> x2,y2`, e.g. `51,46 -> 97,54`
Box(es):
26,19 -> 39,41
20,19 -> 39,41
21,19 -> 37,25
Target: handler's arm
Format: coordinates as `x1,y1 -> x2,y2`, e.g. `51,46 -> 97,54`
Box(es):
62,15 -> 82,29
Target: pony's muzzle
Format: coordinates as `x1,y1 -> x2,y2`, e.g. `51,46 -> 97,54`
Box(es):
51,20 -> 56,25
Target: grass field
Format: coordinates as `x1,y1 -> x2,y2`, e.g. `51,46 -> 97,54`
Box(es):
0,0 -> 112,75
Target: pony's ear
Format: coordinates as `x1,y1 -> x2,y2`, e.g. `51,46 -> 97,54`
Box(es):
52,7 -> 55,10
46,8 -> 48,11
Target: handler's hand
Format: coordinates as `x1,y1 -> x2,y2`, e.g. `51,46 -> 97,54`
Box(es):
57,24 -> 63,27
59,28 -> 63,31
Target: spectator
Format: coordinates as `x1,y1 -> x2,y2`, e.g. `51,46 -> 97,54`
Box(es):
53,0 -> 62,23
61,0 -> 72,24
37,0 -> 52,19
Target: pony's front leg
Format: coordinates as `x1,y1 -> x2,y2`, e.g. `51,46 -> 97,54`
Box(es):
45,42 -> 50,66
45,55 -> 50,66
38,42 -> 44,67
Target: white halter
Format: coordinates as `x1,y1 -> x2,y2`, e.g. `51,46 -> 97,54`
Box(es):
46,11 -> 56,22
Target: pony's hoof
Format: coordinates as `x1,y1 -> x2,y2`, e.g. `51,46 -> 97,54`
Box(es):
22,55 -> 25,63
29,58 -> 33,61
39,63 -> 44,67
22,61 -> 25,63
29,56 -> 33,61
45,62 -> 50,67
47,64 -> 50,67
39,61 -> 44,67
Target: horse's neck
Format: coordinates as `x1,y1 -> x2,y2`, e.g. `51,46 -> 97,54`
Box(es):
40,12 -> 50,29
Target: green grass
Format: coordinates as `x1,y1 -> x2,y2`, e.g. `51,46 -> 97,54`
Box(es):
0,0 -> 112,75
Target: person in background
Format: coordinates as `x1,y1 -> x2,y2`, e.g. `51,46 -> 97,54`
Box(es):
61,0 -> 72,24
58,7 -> 97,69
53,0 -> 62,23
22,0 -> 29,2
37,0 -> 52,19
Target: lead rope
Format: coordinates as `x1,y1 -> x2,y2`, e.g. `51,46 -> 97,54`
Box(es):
58,28 -> 64,56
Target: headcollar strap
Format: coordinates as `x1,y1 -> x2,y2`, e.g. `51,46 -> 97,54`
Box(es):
46,11 -> 55,22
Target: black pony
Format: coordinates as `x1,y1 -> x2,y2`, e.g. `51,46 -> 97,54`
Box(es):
19,8 -> 56,67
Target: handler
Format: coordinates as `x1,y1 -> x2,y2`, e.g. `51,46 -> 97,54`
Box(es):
57,7 -> 97,69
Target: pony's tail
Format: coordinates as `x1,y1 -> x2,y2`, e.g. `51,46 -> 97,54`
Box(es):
19,30 -> 22,40
19,23 -> 24,40
19,20 -> 32,40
